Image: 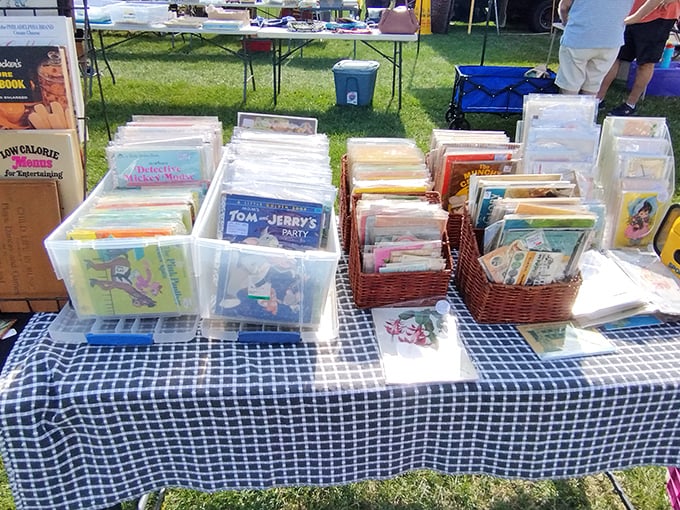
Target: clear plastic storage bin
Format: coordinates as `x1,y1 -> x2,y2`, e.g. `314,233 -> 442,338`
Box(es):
192,164 -> 341,333
44,171 -> 200,320
108,2 -> 171,24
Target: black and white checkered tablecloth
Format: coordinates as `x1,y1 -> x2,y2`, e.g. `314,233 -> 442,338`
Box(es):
2,257 -> 680,510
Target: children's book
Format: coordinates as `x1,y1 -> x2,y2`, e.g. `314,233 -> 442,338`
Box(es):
107,146 -> 207,187
497,227 -> 590,277
213,248 -> 325,326
444,159 -> 515,212
371,304 -> 479,384
217,193 -> 325,251
0,46 -> 76,131
612,191 -> 662,249
69,244 -> 196,317
0,129 -> 85,218
517,321 -> 617,361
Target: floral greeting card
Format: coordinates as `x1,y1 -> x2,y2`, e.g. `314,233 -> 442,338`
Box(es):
371,305 -> 478,385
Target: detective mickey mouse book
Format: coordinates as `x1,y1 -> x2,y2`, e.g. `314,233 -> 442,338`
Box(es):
68,244 -> 196,316
212,247 -> 325,326
217,192 -> 325,251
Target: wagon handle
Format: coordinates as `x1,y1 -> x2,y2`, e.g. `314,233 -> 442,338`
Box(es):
480,0 -> 493,65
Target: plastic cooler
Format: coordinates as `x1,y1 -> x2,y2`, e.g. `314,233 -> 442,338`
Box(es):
332,60 -> 380,106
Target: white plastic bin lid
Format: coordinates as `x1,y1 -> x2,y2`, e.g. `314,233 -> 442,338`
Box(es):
332,60 -> 380,74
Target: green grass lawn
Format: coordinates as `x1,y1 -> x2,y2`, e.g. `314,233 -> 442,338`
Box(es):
1,21 -> 679,510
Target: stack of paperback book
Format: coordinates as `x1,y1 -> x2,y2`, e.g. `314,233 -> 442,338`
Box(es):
193,113 -> 340,330
345,137 -> 430,196
596,116 -> 675,250
45,115 -> 223,319
344,137 -> 450,275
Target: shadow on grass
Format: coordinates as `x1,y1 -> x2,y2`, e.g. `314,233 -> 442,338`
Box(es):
488,479 -> 594,510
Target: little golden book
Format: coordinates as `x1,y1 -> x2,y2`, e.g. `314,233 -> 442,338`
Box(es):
68,244 -> 196,317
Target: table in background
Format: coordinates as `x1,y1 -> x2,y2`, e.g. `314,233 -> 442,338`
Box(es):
1,257 -> 680,510
84,22 -> 260,101
256,27 -> 418,108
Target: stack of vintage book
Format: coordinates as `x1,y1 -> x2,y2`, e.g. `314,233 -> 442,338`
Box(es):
517,94 -> 601,199
596,116 -> 675,250
455,172 -> 593,323
427,129 -> 520,247
0,16 -> 86,312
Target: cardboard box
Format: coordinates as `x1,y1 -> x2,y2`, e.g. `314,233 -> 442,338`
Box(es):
0,180 -> 68,310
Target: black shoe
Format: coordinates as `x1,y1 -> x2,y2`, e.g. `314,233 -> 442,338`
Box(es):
608,102 -> 636,116
597,99 -> 606,111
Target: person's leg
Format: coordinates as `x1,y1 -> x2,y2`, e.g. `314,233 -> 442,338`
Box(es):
556,46 -> 586,94
626,61 -> 655,106
609,18 -> 676,115
597,59 -> 621,101
582,47 -> 619,96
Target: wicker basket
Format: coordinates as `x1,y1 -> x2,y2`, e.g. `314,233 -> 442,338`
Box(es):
455,215 -> 582,324
348,213 -> 453,309
447,211 -> 463,250
339,154 -> 352,253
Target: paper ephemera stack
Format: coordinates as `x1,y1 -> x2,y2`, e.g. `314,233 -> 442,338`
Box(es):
346,137 -> 448,274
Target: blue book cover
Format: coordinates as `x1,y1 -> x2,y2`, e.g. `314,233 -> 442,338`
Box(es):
218,193 -> 325,251
108,146 -> 206,188
475,186 -> 508,228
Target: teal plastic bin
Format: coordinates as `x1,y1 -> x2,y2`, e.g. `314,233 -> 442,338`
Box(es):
332,60 -> 380,106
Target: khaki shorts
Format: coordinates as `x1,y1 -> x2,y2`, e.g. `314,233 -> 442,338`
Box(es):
555,46 -> 619,94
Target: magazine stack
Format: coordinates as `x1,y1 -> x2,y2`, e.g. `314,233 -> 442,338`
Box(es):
44,115 -> 223,343
193,113 -> 341,343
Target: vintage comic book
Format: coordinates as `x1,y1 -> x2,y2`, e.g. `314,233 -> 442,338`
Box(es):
68,244 -> 196,317
0,46 -> 76,131
517,321 -> 616,361
217,193 -> 325,251
371,304 -> 478,384
0,129 -> 84,218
